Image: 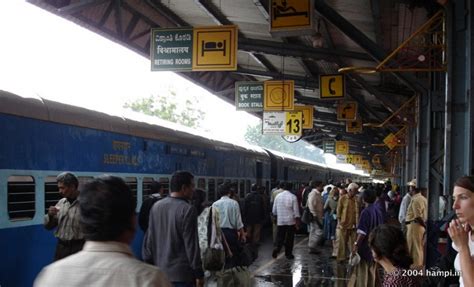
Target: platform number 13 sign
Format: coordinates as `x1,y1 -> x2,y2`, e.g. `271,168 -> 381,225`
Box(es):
285,111 -> 302,136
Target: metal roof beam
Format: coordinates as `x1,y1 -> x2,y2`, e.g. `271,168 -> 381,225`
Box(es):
238,38 -> 373,62
314,0 -> 427,94
235,68 -> 318,88
56,0 -> 109,15
145,0 -> 189,27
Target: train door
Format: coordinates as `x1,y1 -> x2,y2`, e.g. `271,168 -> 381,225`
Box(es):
256,161 -> 263,186
284,166 -> 288,181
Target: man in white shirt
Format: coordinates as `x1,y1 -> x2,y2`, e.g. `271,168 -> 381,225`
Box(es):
34,176 -> 171,287
398,178 -> 416,233
272,182 -> 301,260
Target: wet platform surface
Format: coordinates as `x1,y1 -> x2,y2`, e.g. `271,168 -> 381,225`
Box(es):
248,233 -> 350,287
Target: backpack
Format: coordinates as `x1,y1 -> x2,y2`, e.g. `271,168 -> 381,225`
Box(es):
138,194 -> 162,232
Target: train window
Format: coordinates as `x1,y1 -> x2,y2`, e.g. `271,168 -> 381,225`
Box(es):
197,178 -> 206,190
246,180 -> 251,194
142,177 -> 155,200
124,177 -> 137,208
284,167 -> 289,181
8,176 -> 35,221
77,176 -> 93,191
44,176 -> 61,214
266,181 -> 270,196
239,180 -> 245,197
159,177 -> 170,195
208,179 -> 216,202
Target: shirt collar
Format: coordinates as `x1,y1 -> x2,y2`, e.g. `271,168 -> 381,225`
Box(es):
82,241 -> 133,256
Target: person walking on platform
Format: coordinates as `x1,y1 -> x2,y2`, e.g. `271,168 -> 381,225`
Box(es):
324,187 -> 339,257
271,182 -> 284,244
307,181 -> 324,253
336,182 -> 359,262
349,188 -> 384,287
399,179 -> 416,234
243,184 -> 266,245
43,172 -> 84,261
405,187 -> 427,268
142,171 -> 204,287
138,180 -> 165,232
35,176 -> 171,287
272,182 -> 301,260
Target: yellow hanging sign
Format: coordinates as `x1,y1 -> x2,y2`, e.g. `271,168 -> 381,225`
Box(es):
346,119 -> 363,133
264,80 -> 295,111
270,0 -> 313,31
337,102 -> 357,121
192,25 -> 238,71
335,141 -> 349,155
383,133 -> 399,150
320,74 -> 345,99
285,111 -> 303,136
293,105 -> 313,129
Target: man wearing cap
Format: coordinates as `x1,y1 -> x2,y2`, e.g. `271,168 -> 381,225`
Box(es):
336,182 -> 359,262
398,178 -> 416,234
405,187 -> 428,267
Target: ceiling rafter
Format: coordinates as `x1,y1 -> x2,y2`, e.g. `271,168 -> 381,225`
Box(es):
56,0 -> 109,15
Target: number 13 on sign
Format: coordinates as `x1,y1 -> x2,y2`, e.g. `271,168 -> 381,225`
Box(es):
285,111 -> 302,136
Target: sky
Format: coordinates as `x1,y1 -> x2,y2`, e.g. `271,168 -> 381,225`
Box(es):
0,1 -> 364,175
0,0 -> 259,143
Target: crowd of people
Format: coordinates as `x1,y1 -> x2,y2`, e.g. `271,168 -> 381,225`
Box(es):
33,171 -> 474,287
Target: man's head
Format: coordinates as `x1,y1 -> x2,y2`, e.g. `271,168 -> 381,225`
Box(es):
407,178 -> 417,193
150,181 -> 164,196
347,182 -> 359,197
170,171 -> 195,199
218,182 -> 232,197
80,175 -> 136,243
56,172 -> 79,199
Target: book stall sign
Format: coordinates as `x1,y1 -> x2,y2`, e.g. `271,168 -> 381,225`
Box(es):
262,112 -> 285,135
285,111 -> 303,136
263,80 -> 295,111
323,140 -> 335,154
235,82 -> 264,111
151,28 -> 193,71
293,105 -> 314,129
335,141 -> 349,155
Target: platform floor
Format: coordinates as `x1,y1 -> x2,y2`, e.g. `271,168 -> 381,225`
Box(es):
205,230 -> 352,287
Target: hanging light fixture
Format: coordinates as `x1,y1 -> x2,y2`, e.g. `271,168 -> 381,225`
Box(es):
312,19 -> 323,48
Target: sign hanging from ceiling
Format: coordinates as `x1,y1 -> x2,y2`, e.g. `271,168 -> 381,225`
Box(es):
264,80 -> 295,111
323,140 -> 335,154
151,28 -> 194,71
335,141 -> 349,155
193,25 -> 238,71
346,119 -> 363,133
151,26 -> 237,72
383,133 -> 399,150
262,112 -> 285,135
293,105 -> 314,129
320,74 -> 345,99
235,82 -> 264,111
285,111 -> 303,136
269,0 -> 313,36
337,101 -> 357,121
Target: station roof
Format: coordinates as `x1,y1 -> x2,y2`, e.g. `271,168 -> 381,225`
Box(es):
28,0 -> 440,159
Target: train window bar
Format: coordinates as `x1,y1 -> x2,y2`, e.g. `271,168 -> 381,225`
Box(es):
8,175 -> 35,221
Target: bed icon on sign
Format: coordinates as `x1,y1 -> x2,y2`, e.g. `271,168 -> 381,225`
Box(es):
201,40 -> 226,57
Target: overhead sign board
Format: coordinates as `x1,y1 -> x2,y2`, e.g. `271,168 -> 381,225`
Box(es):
235,82 -> 264,111
285,111 -> 303,136
151,27 -> 193,71
323,140 -> 335,154
293,105 -> 314,129
264,80 -> 295,111
383,133 -> 399,150
337,101 -> 357,121
346,119 -> 363,133
361,159 -> 370,170
270,0 -> 313,35
320,74 -> 345,99
192,25 -> 237,71
262,112 -> 285,135
335,141 -> 349,155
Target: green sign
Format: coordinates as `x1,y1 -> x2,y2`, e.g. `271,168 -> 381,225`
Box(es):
235,82 -> 264,111
323,140 -> 335,154
151,28 -> 193,71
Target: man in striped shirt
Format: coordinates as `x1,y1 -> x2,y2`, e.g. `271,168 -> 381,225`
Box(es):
272,182 -> 301,260
44,172 -> 84,261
